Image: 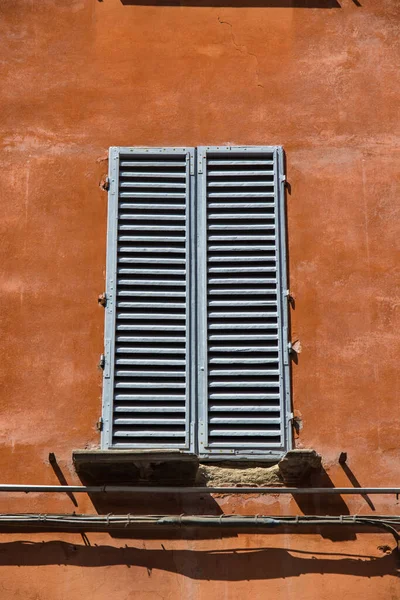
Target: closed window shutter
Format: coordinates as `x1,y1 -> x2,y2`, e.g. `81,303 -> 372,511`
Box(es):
197,146 -> 290,459
102,148 -> 195,450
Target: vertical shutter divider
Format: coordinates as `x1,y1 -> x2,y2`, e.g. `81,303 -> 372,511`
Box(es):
101,147 -> 120,449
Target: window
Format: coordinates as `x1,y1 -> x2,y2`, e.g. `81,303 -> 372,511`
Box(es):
101,146 -> 291,460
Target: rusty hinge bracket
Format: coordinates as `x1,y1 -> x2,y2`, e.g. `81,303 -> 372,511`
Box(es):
98,354 -> 105,370
98,293 -> 107,307
100,176 -> 110,191
96,417 -> 104,432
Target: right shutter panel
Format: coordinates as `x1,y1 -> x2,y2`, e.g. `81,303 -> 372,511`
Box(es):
198,146 -> 290,459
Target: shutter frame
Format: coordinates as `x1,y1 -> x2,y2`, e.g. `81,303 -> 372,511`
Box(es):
197,146 -> 292,460
102,145 -> 291,460
101,147 -> 196,452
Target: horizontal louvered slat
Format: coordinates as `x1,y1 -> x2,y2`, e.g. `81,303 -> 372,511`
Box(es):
117,313 -> 186,320
208,245 -> 276,252
208,324 -> 278,330
115,347 -> 186,354
119,259 -> 186,265
208,382 -> 279,388
117,302 -> 185,309
119,226 -> 186,232
207,171 -> 274,177
207,160 -> 274,166
209,346 -> 278,352
119,161 -> 186,167
208,192 -> 275,198
119,203 -> 185,210
208,288 -> 274,295
120,182 -> 186,188
114,406 -> 186,412
118,236 -> 186,242
120,172 -> 186,179
119,192 -> 186,198
114,418 -> 186,425
119,216 -> 186,222
208,181 -> 274,188
115,370 -> 186,378
114,431 -> 185,438
208,225 -> 275,230
118,290 -> 186,296
116,359 -> 186,365
117,268 -> 186,274
209,358 -> 279,363
208,279 -> 277,285
208,203 -> 275,209
208,393 -> 280,400
117,326 -> 185,333
208,256 -> 275,262
105,149 -> 192,449
209,403 -> 279,410
119,247 -> 186,254
210,315 -> 279,322
209,417 -> 281,425
116,382 -> 186,389
118,280 -> 186,287
115,394 -> 185,401
209,369 -> 280,376
203,149 -> 285,453
208,336 -> 278,342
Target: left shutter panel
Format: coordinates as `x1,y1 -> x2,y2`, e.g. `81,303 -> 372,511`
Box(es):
102,147 -> 195,451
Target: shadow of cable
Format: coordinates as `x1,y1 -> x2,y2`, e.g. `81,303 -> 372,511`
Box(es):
0,541 -> 395,579
120,0 -> 342,7
81,490 -> 226,539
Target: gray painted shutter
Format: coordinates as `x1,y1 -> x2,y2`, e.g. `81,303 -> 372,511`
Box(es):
197,146 -> 291,459
102,147 -> 195,450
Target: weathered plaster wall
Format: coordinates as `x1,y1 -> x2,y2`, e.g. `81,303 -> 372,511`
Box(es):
0,0 -> 399,597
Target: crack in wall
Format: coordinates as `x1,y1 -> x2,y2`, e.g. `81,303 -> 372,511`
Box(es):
218,16 -> 264,89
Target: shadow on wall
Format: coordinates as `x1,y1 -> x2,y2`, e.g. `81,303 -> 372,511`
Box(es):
120,0 -> 346,7
0,541 -> 396,578
84,491 -> 224,520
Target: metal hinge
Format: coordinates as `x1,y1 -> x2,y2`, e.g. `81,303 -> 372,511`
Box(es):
98,354 -> 105,370
187,152 -> 194,176
98,293 -> 107,307
198,151 -> 205,174
284,289 -> 295,307
96,417 -> 104,432
100,176 -> 110,191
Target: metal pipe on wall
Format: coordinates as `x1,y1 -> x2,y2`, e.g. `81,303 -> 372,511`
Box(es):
0,485 -> 399,495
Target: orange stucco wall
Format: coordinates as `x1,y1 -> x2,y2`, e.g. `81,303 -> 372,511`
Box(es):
0,0 -> 399,597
